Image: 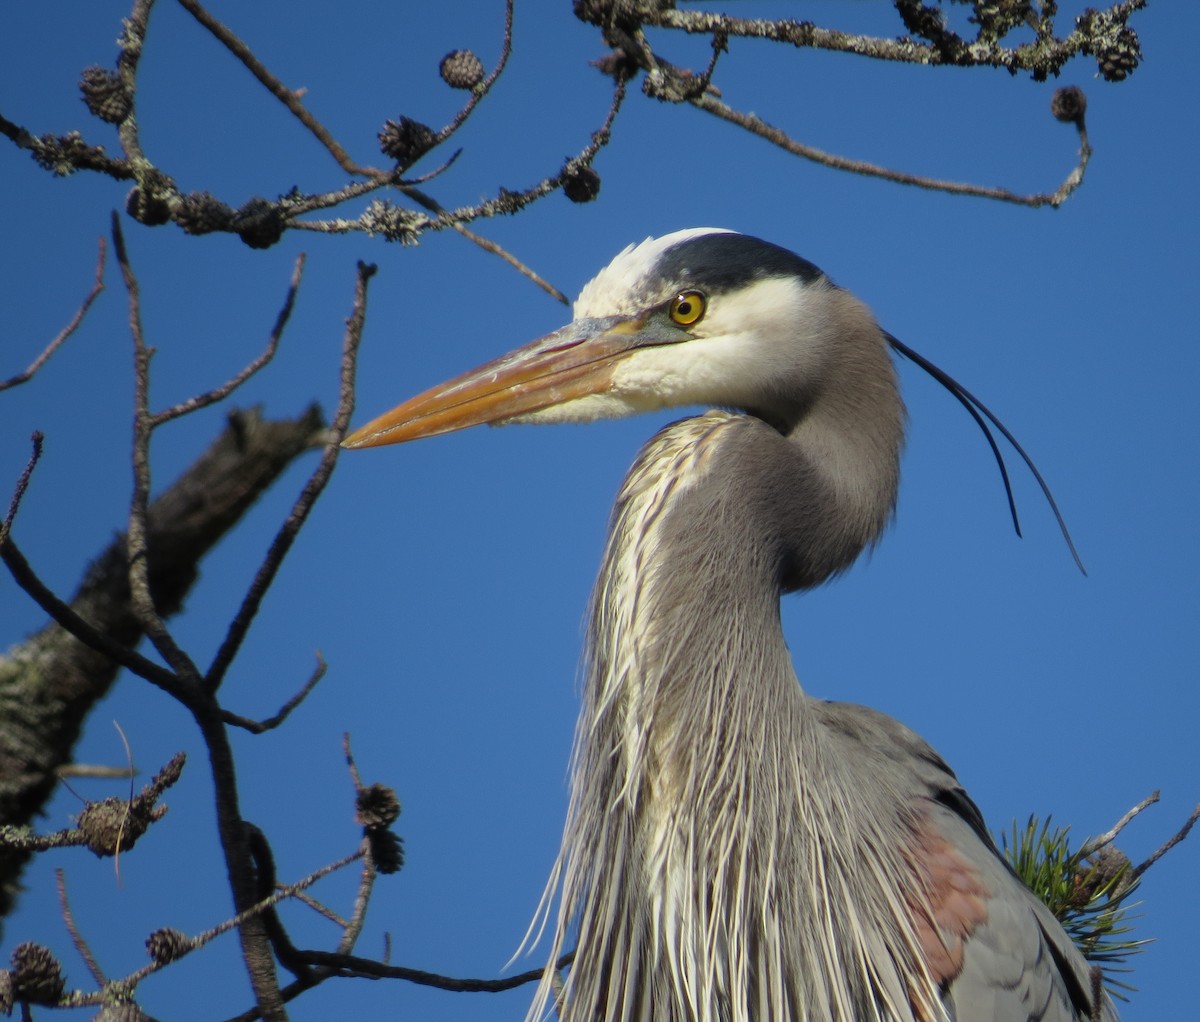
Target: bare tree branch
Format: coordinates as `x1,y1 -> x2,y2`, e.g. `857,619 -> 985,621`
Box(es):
0,406 -> 324,920
639,0 -> 1147,78
175,0 -> 368,176
689,86 -> 1092,208
1,433 -> 44,549
222,951 -> 578,1022
293,72 -> 629,245
20,848 -> 366,1011
288,890 -> 348,930
114,212 -> 204,683
56,870 -> 106,987
220,654 -> 328,734
204,261 -> 373,693
0,752 -> 183,859
0,239 -> 106,393
55,764 -> 137,781
112,0 -> 157,172
402,188 -> 571,305
152,254 -> 306,426
1078,791 -> 1161,858
1134,803 -> 1200,879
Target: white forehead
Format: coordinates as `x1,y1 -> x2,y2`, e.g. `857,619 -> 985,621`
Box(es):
574,227 -> 736,319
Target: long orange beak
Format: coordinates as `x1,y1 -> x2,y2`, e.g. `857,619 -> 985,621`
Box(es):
342,314 -> 677,449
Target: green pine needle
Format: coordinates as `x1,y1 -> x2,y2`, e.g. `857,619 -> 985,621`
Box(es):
1001,815 -> 1149,999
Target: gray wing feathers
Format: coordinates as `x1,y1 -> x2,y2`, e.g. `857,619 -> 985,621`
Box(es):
815,700 -> 1117,1022
931,800 -> 1105,1022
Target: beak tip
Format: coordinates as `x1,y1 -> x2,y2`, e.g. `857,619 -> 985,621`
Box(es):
341,424 -> 388,450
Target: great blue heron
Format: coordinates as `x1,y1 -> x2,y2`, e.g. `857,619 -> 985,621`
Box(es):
344,229 -> 1115,1022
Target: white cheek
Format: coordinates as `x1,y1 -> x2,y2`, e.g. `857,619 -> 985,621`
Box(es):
612,277 -> 827,409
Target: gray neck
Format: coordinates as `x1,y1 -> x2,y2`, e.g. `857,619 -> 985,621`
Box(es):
526,400 -> 926,1022
583,405 -> 900,799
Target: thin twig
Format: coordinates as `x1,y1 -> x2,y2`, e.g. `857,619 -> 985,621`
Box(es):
402,147 -> 463,186
1079,791 -> 1161,858
112,212 -> 201,683
56,869 -> 107,986
1,239 -> 106,392
52,848 -> 365,1007
220,653 -> 328,733
270,174 -> 405,220
288,890 -> 348,929
224,949 -> 579,1022
338,837 -> 377,956
114,0 -> 158,170
152,254 -> 306,425
1133,803 -> 1200,878
690,89 -> 1091,208
0,112 -> 133,179
205,262 -> 375,692
403,187 -> 569,305
56,764 -> 138,780
343,732 -> 364,792
220,941 -> 574,1022
1,432 -> 44,547
432,0 -> 515,147
203,843 -> 362,968
336,738 -> 377,955
175,0 -> 371,176
282,949 -> 577,993
295,73 -> 628,245
452,222 -> 568,305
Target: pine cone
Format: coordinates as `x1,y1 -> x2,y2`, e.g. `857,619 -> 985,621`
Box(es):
77,797 -> 144,856
563,165 -> 601,204
126,186 -> 172,226
440,50 -> 485,90
1098,27 -> 1140,81
1050,86 -> 1087,124
146,927 -> 192,964
80,66 -> 132,124
93,999 -> 148,1022
10,942 -> 65,1005
234,197 -> 285,249
176,192 -> 235,235
368,828 -> 405,875
378,117 -> 436,168
356,783 -> 401,829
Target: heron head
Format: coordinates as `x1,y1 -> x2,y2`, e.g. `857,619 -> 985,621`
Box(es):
342,228 -> 891,448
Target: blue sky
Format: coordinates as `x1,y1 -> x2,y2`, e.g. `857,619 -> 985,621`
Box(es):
2,2 -> 1196,1019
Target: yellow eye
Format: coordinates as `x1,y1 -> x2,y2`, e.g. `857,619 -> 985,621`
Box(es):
668,290 -> 707,327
